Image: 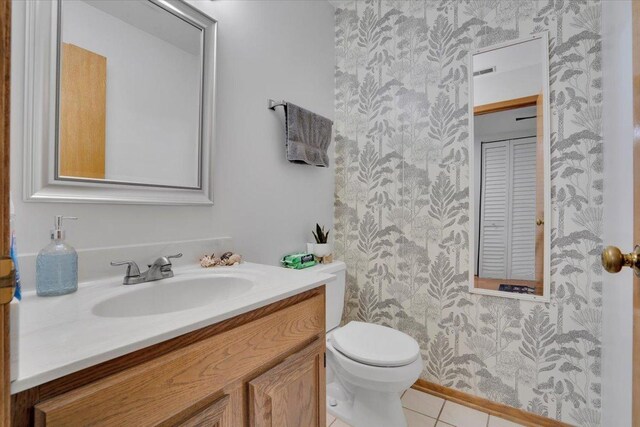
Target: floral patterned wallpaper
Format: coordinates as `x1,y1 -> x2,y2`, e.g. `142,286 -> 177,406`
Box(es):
333,1 -> 603,425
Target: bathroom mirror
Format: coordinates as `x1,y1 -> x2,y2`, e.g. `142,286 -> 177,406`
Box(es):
468,33 -> 551,302
23,0 -> 217,205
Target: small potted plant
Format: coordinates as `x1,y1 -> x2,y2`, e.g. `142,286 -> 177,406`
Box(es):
309,224 -> 332,259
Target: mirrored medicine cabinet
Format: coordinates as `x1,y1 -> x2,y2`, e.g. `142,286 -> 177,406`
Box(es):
23,0 -> 217,205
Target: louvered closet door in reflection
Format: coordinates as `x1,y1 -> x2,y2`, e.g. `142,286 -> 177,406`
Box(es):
508,138 -> 537,280
479,141 -> 508,279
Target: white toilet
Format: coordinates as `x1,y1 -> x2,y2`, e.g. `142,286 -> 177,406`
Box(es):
308,261 -> 423,427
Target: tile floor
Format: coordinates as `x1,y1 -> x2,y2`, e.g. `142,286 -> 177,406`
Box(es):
326,388 -> 526,427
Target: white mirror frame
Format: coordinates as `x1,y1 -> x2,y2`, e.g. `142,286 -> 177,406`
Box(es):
467,32 -> 551,303
23,0 -> 217,205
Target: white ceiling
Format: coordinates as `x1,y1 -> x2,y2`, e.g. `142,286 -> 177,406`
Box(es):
475,106 -> 537,139
81,0 -> 202,55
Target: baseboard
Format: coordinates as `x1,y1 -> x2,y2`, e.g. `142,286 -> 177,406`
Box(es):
412,379 -> 572,427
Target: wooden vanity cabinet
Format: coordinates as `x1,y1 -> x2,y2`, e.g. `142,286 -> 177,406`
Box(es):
11,287 -> 326,427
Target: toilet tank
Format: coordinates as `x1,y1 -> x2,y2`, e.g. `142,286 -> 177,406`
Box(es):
306,261 -> 346,332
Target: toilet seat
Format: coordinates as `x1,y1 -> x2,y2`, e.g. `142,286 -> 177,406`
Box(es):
331,321 -> 420,367
326,338 -> 422,386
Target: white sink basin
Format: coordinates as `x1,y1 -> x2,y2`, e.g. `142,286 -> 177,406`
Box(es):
92,275 -> 254,317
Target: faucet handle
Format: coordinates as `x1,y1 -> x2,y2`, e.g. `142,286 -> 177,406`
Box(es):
149,253 -> 183,270
110,260 -> 141,278
159,253 -> 182,267
167,253 -> 183,262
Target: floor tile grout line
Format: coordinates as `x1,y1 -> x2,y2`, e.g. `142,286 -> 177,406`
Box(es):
436,398 -> 446,420
424,392 -> 510,427
403,406 -> 439,423
326,411 -> 336,427
330,388 -> 509,427
401,388 -> 447,420
437,398 -> 495,427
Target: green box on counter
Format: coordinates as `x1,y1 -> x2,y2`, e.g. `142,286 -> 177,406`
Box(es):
281,253 -> 317,269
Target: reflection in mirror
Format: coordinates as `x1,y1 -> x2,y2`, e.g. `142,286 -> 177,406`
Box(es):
58,0 -> 203,188
469,34 -> 550,301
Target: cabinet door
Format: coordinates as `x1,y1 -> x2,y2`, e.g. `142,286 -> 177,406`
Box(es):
249,339 -> 325,427
173,394 -> 232,427
158,385 -> 243,427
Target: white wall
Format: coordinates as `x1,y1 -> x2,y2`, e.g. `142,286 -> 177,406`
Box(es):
602,1 -> 633,426
473,65 -> 541,106
473,38 -> 543,106
62,0 -> 201,187
10,0 -> 335,280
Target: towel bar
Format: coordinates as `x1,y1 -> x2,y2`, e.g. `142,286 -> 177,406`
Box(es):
268,99 -> 286,110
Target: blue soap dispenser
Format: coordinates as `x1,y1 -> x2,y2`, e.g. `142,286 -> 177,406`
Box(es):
36,215 -> 78,297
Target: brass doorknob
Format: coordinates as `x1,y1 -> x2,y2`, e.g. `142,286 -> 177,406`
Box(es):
536,218 -> 544,226
601,245 -> 640,276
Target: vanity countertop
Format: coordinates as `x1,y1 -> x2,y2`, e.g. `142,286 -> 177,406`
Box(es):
11,263 -> 334,394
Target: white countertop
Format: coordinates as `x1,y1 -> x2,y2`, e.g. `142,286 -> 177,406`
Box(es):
11,262 -> 333,394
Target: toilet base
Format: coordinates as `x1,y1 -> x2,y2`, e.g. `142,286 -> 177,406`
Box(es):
327,381 -> 407,427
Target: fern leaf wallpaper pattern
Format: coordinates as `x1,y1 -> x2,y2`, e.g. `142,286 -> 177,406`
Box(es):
333,1 -> 603,425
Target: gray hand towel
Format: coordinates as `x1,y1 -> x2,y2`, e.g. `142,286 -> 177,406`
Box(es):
285,102 -> 333,167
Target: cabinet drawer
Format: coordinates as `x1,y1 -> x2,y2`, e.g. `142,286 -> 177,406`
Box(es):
34,294 -> 324,426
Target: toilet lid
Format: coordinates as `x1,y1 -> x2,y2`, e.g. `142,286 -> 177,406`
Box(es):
331,321 -> 420,367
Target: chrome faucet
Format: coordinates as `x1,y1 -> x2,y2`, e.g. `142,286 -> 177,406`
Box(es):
110,253 -> 183,285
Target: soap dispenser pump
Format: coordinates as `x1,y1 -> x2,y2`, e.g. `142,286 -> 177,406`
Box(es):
36,215 -> 78,297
